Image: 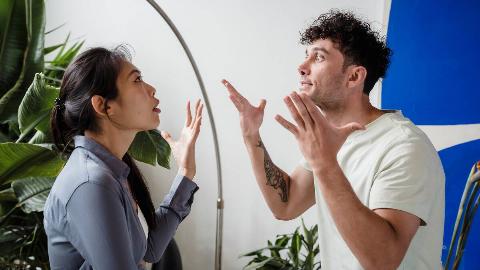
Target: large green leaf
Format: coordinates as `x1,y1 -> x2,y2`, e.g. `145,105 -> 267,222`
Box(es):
0,0 -> 45,123
0,1 -> 14,40
18,73 -> 58,138
28,130 -> 51,144
0,0 -> 27,96
0,188 -> 15,202
11,177 -> 53,213
0,143 -> 64,185
128,129 -> 171,168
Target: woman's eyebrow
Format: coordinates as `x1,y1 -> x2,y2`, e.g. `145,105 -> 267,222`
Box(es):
128,69 -> 141,77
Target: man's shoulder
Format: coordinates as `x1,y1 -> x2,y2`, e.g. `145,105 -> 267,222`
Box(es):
373,113 -> 444,178
376,112 -> 434,150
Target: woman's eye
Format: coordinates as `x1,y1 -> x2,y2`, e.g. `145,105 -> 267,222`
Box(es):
134,75 -> 143,82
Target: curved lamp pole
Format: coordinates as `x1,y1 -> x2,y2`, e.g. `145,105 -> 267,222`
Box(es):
145,1 -> 224,269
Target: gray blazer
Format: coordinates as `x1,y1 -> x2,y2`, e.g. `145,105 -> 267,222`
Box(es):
43,135 -> 198,269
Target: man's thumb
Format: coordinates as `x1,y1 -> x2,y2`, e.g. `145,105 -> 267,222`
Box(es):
341,122 -> 365,136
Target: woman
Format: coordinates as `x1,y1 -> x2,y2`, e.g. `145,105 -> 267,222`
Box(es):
43,45 -> 203,270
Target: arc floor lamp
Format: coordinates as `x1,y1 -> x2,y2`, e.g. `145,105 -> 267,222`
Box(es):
145,1 -> 224,269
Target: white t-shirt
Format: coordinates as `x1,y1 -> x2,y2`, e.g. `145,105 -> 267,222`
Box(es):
301,111 -> 445,270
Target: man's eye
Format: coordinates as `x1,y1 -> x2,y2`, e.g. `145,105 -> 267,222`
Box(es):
315,53 -> 324,61
134,75 -> 143,82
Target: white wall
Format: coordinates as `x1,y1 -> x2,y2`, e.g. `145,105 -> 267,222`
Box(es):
45,1 -> 388,269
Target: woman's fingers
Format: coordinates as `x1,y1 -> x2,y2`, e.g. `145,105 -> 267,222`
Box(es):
194,99 -> 200,117
196,101 -> 203,119
275,114 -> 298,136
188,100 -> 201,128
160,131 -> 174,146
190,102 -> 203,140
185,100 -> 192,126
192,101 -> 203,127
192,116 -> 203,140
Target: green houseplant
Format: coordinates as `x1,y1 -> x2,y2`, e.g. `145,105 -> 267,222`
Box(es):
241,219 -> 321,270
0,0 -> 171,268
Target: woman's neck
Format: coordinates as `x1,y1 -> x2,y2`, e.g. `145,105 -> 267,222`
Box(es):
84,126 -> 137,160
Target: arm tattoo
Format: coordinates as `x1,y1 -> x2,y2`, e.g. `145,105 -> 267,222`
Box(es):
257,140 -> 290,202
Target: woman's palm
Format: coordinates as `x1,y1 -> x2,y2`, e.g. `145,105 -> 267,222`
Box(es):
161,100 -> 203,179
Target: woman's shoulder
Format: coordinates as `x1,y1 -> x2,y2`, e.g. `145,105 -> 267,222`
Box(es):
49,147 -> 124,209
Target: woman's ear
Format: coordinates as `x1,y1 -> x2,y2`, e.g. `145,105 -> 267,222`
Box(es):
90,95 -> 109,117
347,66 -> 367,89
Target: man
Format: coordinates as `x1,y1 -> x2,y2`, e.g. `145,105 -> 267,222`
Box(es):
222,11 -> 444,270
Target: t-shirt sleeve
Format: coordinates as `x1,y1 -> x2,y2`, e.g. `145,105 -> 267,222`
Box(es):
369,140 -> 440,226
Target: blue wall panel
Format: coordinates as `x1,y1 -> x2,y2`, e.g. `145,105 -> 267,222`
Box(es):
384,0 -> 480,268
384,0 -> 480,125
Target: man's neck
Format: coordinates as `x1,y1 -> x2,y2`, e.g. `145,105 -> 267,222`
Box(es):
322,94 -> 385,128
84,124 -> 137,161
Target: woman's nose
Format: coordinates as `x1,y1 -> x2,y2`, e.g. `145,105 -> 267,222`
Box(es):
147,83 -> 156,95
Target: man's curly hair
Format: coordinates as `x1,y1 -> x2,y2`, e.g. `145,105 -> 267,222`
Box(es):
300,10 -> 392,95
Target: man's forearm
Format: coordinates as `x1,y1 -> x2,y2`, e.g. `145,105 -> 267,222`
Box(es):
243,133 -> 291,215
313,163 -> 406,270
256,139 -> 289,202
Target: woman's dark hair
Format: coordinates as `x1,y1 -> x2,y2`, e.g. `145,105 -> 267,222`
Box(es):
300,10 -> 392,95
50,46 -> 157,229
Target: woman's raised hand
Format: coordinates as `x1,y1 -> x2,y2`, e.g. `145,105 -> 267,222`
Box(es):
161,100 -> 203,180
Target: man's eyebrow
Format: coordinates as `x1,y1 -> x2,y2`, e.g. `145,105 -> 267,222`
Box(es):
306,47 -> 330,55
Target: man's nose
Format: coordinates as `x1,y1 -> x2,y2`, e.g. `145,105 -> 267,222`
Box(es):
298,61 -> 310,75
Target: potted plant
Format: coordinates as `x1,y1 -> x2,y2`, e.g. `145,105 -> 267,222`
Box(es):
241,219 -> 320,270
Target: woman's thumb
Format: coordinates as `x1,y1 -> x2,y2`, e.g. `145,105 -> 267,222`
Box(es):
258,99 -> 267,110
161,131 -> 173,144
